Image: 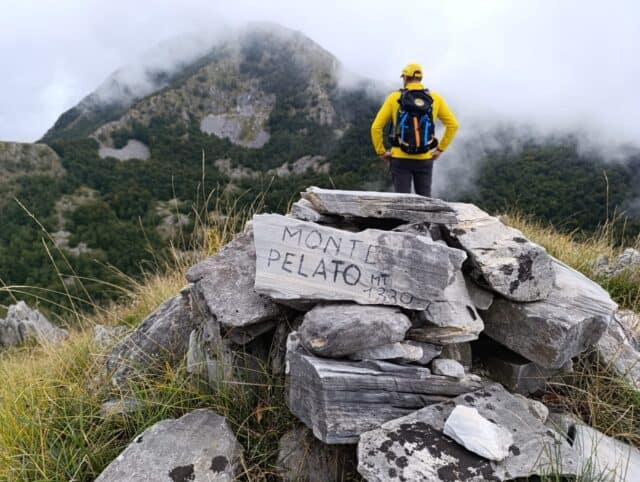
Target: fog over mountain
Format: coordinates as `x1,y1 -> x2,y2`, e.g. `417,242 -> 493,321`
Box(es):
1,0 -> 639,158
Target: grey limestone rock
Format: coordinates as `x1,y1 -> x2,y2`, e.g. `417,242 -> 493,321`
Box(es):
187,227 -> 284,332
301,186 -> 458,224
595,310 -> 640,389
289,198 -> 341,224
349,341 -> 442,365
253,213 -> 467,310
443,202 -> 555,302
548,413 -> 640,482
412,268 -> 485,343
357,383 -> 578,481
286,340 -> 484,444
277,425 -> 358,481
0,301 -> 68,348
431,358 -> 466,379
95,409 -> 242,482
299,303 -> 411,358
102,293 -> 195,391
94,324 -> 128,349
594,247 -> 640,278
440,343 -> 472,370
482,260 -> 617,369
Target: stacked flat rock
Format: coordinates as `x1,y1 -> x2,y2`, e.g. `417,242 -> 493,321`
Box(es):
248,188 -> 618,452
95,187 -> 627,482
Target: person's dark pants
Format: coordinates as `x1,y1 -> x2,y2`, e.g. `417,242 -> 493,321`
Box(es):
390,158 -> 434,197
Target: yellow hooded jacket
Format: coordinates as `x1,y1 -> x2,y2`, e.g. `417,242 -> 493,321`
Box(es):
371,82 -> 459,160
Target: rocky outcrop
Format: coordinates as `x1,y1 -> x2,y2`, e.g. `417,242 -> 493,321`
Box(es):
482,260 -> 617,369
0,301 -> 68,348
595,310 -> 640,389
358,384 -> 578,481
442,203 -> 555,302
102,292 -> 195,391
186,227 -> 283,333
549,413 -> 640,482
594,248 -> 640,278
0,141 -> 64,186
95,409 -> 242,482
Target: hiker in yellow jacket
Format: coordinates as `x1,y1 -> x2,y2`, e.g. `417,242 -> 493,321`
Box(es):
371,63 -> 458,197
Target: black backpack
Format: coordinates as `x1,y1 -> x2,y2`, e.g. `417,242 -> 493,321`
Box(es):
388,89 -> 438,154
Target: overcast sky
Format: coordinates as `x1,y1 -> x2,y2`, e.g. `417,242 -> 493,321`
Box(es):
1,0 -> 639,147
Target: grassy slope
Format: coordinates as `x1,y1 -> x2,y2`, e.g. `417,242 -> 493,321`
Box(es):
0,213 -> 638,481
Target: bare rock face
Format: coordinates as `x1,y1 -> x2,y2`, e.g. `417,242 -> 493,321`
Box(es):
443,203 -> 555,302
277,425 -> 358,482
95,409 -> 242,482
0,301 -> 68,348
549,413 -> 640,482
298,303 -> 411,358
286,335 -> 484,444
102,293 -> 195,391
187,227 -> 284,333
409,268 -> 485,344
357,384 -> 578,481
253,214 -> 466,310
594,248 -> 640,278
482,260 -> 618,369
289,198 -> 340,224
595,310 -> 640,389
301,186 -> 457,224
431,358 -> 465,380
348,341 -> 442,365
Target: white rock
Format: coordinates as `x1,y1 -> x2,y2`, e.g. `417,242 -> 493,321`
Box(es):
443,405 -> 514,462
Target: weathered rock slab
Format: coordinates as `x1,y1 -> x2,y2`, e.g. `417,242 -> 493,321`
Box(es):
549,413 -> 640,482
102,293 -> 195,391
357,383 -> 578,481
431,358 -> 465,379
443,202 -> 555,302
289,198 -> 341,224
277,425 -> 358,481
186,227 -> 283,330
595,311 -> 640,389
412,268 -> 485,342
253,214 -> 466,310
0,301 -> 68,348
482,260 -> 617,369
299,303 -> 411,358
302,186 -> 457,224
349,341 -> 442,365
443,405 -> 513,461
287,337 -> 484,444
95,409 -> 242,482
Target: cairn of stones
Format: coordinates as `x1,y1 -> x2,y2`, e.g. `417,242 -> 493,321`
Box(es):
96,187 -> 640,481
